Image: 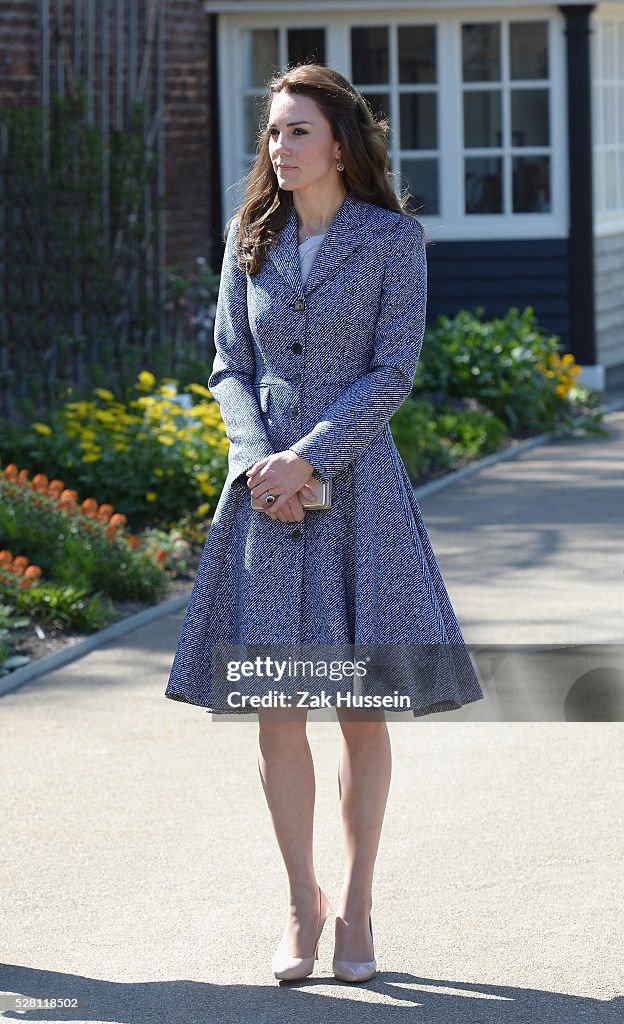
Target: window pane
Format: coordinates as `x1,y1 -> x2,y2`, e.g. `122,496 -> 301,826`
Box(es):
464,91 -> 502,148
243,30 -> 279,89
400,93 -> 437,149
511,90 -> 549,146
402,158 -> 439,215
512,156 -> 551,212
287,29 -> 326,67
351,27 -> 389,84
361,92 -> 390,123
510,22 -> 548,80
462,23 -> 501,82
243,94 -> 265,154
465,157 -> 503,213
398,25 -> 436,83
605,151 -> 619,209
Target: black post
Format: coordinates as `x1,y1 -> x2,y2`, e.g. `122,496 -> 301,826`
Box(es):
559,4 -> 596,365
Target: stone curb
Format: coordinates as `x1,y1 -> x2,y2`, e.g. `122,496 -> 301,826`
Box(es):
2,392 -> 623,700
412,392 -> 624,500
0,589 -> 192,699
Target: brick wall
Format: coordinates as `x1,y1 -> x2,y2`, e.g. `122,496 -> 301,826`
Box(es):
0,0 -> 216,273
163,1 -> 216,271
0,2 -> 40,108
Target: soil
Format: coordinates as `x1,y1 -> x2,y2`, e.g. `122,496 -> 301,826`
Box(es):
9,565 -> 198,667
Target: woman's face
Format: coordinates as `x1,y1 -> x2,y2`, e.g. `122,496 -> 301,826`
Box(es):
267,92 -> 342,194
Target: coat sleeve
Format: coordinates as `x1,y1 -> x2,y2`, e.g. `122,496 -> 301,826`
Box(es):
288,215 -> 427,481
207,217 -> 275,483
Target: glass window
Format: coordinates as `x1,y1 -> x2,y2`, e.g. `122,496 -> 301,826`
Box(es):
512,156 -> 551,212
400,94 -> 437,149
462,24 -> 501,82
351,27 -> 389,84
464,92 -> 502,148
402,158 -> 439,216
243,93 -> 266,154
398,26 -> 436,84
511,90 -> 549,147
287,29 -> 325,66
465,157 -> 503,213
510,22 -> 548,80
361,92 -> 391,123
242,30 -> 279,89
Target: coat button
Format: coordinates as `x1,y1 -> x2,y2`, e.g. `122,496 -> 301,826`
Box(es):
290,528 -> 303,540
290,342 -> 303,354
289,372 -> 302,384
294,300 -> 305,312
290,407 -> 299,417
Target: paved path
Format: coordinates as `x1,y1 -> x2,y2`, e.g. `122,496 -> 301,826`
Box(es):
1,409 -> 623,1022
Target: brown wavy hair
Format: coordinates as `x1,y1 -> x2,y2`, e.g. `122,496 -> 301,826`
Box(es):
226,63 -> 422,275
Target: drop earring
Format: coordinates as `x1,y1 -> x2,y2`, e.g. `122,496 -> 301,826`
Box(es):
337,159 -> 344,172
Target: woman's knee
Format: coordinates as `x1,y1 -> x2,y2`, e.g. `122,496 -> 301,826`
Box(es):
258,705 -> 309,745
337,710 -> 388,746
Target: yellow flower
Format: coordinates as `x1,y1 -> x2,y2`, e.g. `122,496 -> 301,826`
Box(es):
157,434 -> 175,446
188,383 -> 213,399
82,452 -> 102,463
137,370 -> 156,390
94,388 -> 115,402
196,502 -> 211,516
32,422 -> 52,436
145,492 -> 158,502
154,467 -> 165,477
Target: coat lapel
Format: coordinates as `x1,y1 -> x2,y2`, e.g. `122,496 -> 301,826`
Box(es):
266,192 -> 382,299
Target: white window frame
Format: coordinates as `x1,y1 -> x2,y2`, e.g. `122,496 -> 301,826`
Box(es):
217,5 -> 568,241
592,6 -> 624,236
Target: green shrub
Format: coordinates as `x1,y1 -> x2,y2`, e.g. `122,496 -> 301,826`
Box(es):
0,373 -> 229,530
416,306 -> 590,436
0,472 -> 167,603
391,395 -> 508,481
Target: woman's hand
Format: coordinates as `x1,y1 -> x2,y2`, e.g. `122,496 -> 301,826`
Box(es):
246,451 -> 316,523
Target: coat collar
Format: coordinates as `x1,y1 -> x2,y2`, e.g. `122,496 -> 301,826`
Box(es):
266,191 -> 399,299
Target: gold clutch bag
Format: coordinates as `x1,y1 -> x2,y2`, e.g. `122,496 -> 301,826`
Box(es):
251,476 -> 332,510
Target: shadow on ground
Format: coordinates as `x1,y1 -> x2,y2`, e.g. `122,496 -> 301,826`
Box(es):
1,964 -> 622,1023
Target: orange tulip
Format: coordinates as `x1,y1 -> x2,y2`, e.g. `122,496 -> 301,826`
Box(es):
109,512 -> 127,527
59,489 -> 78,504
81,498 -> 99,517
18,469 -> 29,483
31,473 -> 49,492
48,479 -> 65,496
3,464 -> 19,480
0,550 -> 13,568
12,556 -> 28,573
96,503 -> 115,523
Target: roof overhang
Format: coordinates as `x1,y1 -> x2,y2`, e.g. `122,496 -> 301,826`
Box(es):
202,0 -> 600,13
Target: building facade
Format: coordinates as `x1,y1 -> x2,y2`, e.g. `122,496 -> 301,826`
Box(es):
205,0 -> 624,388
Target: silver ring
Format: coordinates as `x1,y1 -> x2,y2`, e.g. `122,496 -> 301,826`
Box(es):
265,492 -> 276,505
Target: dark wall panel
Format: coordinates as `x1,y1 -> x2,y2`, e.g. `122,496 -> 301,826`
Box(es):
425,238 -> 572,353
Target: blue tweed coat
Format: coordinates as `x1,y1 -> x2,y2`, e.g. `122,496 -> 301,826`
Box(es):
164,192 -> 484,717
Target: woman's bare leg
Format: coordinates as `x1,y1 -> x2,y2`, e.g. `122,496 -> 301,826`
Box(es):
258,705 -> 328,956
334,708 -> 391,962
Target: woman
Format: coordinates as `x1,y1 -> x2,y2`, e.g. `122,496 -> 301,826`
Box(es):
165,63 -> 484,983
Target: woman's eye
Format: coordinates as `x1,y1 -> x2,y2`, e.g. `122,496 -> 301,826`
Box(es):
268,128 -> 307,137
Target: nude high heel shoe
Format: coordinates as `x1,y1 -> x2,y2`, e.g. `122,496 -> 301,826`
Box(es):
272,886 -> 330,981
332,914 -> 377,983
